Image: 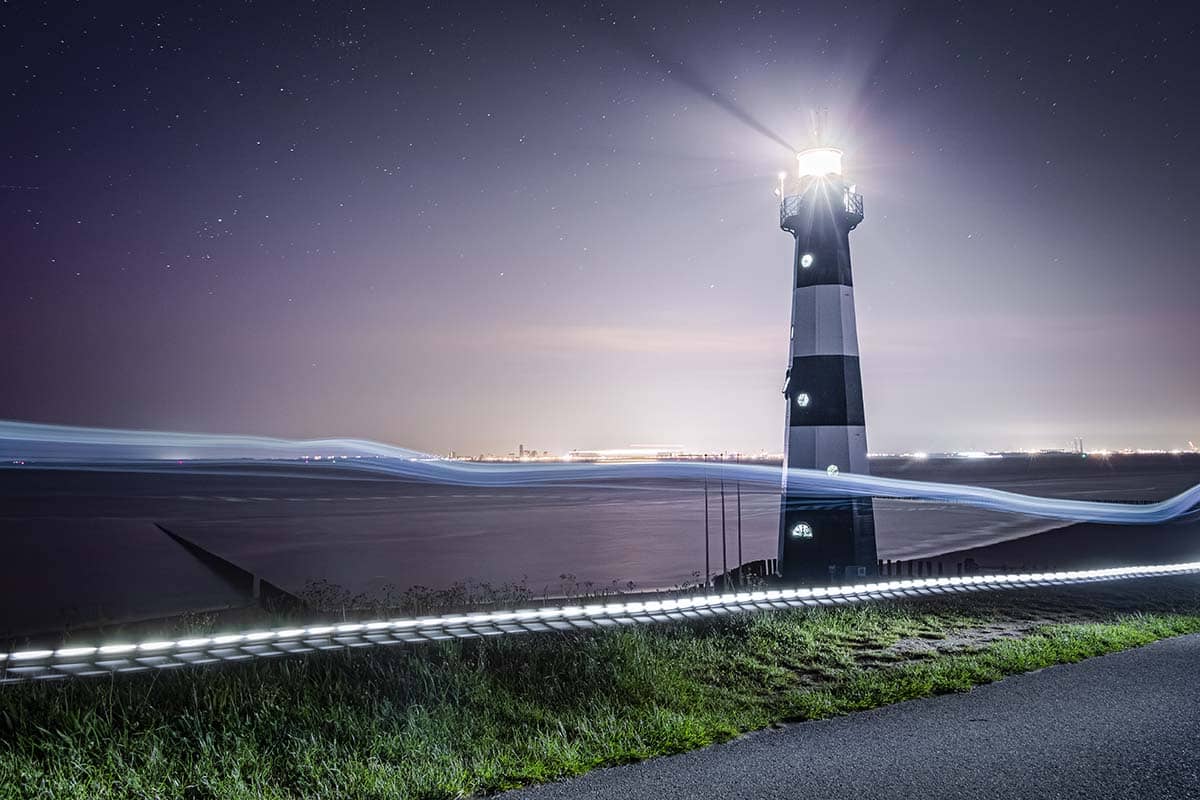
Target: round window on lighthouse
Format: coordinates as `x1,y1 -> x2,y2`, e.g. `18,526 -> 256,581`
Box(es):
800,253 -> 814,268
790,522 -> 814,540
796,392 -> 811,408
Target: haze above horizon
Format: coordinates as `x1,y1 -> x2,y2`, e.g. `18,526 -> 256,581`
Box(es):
3,1 -> 1198,455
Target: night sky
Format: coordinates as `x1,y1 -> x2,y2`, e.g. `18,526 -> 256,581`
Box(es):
3,1 -> 1198,456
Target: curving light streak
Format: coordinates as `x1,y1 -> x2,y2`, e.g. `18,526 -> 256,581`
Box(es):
2,561 -> 1199,684
2,420 -> 1198,526
0,419 -> 432,461
233,459 -> 1200,527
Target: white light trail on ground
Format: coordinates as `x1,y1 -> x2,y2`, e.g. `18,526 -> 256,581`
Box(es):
3,562 -> 1199,685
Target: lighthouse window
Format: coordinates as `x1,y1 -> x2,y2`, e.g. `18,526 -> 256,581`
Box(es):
800,253 -> 814,268
796,392 -> 811,408
790,522 -> 814,540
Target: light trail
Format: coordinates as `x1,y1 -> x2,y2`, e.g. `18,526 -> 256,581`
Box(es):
3,419 -> 1198,685
3,562 -> 1199,684
3,420 -> 1199,526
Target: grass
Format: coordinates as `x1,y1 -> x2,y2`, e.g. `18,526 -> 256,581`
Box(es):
2,578 -> 1200,798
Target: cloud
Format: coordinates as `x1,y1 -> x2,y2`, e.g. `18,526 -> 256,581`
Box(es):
506,323 -> 780,357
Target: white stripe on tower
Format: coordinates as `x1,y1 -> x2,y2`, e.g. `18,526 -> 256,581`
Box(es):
789,285 -> 860,358
786,426 -> 869,475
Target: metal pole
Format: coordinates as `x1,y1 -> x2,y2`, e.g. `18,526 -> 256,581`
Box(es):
736,483 -> 743,586
703,460 -> 710,590
720,472 -> 728,582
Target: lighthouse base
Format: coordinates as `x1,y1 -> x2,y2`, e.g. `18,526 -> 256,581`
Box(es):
778,495 -> 878,584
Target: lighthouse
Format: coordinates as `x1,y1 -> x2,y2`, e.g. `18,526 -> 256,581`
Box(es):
776,146 -> 877,583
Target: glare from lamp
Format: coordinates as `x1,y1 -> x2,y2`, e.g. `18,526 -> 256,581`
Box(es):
795,147 -> 843,178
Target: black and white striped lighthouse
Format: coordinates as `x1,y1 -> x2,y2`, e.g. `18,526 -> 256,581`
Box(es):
776,146 -> 877,583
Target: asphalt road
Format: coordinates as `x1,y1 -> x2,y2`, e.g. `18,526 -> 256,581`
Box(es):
503,634 -> 1200,799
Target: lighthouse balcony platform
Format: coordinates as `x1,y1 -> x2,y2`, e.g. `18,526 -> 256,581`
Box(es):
780,189 -> 864,233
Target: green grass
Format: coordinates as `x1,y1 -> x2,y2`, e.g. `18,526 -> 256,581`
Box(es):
2,582 -> 1200,799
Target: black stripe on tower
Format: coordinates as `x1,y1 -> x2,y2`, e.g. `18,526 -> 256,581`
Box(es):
793,231 -> 854,289
784,355 -> 865,427
779,497 -> 877,583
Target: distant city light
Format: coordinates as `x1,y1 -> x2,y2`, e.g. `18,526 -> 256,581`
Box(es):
796,393 -> 811,408
800,253 -> 814,268
790,521 -> 814,539
795,147 -> 843,177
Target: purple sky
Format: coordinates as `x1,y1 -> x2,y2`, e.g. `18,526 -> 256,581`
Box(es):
3,1 -> 1198,455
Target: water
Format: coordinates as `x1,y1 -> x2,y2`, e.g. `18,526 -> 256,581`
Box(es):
0,454 -> 1197,637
